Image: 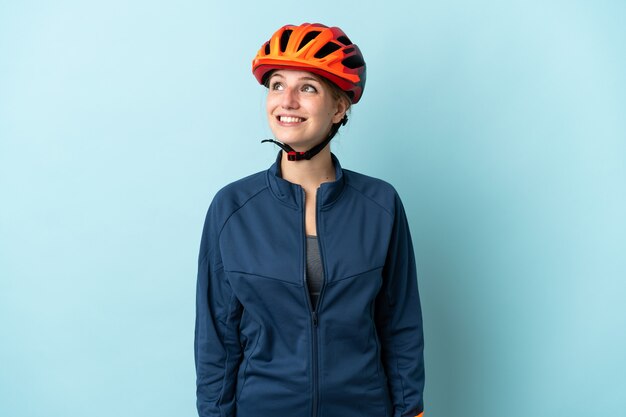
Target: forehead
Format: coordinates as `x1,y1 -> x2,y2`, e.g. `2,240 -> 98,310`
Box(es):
270,69 -> 323,83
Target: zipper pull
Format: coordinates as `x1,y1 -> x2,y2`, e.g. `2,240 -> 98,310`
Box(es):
312,312 -> 318,328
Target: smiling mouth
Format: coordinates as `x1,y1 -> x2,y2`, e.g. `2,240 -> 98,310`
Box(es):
277,115 -> 306,124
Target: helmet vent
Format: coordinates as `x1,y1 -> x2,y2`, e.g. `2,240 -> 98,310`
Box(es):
297,31 -> 321,51
344,47 -> 355,54
314,42 -> 341,59
264,43 -> 270,55
280,29 -> 293,52
342,55 -> 365,69
336,36 -> 352,46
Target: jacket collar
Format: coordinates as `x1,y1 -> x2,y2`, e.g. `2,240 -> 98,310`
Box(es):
267,150 -> 346,209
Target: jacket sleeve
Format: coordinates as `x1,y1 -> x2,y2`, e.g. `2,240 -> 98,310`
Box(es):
195,200 -> 243,417
375,190 -> 425,417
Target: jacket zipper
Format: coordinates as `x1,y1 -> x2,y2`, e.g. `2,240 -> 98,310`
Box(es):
301,187 -> 324,417
314,186 -> 327,417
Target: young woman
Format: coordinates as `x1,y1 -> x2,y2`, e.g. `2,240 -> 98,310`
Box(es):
195,23 -> 425,417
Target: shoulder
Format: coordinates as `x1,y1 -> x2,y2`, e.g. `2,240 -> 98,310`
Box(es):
204,169 -> 268,229
214,169 -> 267,205
342,168 -> 402,216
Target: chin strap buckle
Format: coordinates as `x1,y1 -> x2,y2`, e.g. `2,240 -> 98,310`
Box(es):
287,151 -> 309,161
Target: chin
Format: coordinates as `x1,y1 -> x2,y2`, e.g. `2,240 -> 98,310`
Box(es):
272,132 -> 303,147
279,140 -> 308,151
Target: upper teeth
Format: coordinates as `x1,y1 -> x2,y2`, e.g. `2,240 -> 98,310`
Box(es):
280,116 -> 303,123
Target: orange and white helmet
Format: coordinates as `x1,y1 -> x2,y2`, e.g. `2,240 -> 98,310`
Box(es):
252,23 -> 366,104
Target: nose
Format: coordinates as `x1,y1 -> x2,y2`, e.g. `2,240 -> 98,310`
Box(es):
280,86 -> 299,109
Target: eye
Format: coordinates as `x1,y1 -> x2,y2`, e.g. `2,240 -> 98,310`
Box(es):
270,81 -> 284,91
301,84 -> 318,93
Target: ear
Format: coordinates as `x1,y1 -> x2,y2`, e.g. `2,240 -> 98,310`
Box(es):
331,97 -> 349,124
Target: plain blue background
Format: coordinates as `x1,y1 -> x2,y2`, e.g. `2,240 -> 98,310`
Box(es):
1,1 -> 625,416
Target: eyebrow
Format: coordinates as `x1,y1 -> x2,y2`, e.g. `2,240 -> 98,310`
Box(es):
270,73 -> 321,83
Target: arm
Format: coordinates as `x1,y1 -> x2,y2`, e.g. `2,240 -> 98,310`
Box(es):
195,202 -> 243,417
375,191 -> 425,417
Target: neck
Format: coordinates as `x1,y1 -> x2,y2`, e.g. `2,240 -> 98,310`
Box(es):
280,147 -> 335,188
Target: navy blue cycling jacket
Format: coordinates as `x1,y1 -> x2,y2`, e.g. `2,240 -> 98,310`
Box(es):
195,150 -> 425,417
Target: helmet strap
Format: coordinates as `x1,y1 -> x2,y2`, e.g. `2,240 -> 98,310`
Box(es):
261,115 -> 348,161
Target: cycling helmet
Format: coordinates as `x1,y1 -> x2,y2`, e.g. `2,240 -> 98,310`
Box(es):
252,23 -> 366,104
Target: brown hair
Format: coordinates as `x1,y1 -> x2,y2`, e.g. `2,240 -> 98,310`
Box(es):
317,75 -> 352,116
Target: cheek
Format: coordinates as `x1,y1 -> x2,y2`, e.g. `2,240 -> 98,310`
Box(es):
265,96 -> 272,113
266,90 -> 280,108
266,98 -> 276,120
324,96 -> 339,114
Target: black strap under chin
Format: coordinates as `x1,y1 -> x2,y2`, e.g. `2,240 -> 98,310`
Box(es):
261,116 -> 347,161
